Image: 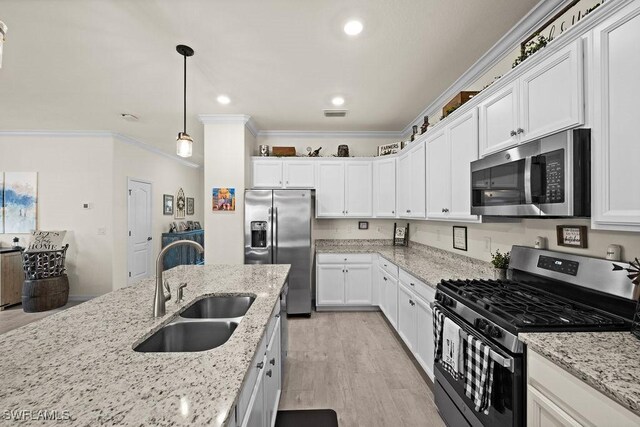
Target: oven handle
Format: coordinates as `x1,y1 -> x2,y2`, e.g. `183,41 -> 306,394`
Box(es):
434,303 -> 515,373
524,156 -> 533,205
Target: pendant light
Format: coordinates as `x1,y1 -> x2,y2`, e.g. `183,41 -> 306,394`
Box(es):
176,44 -> 194,158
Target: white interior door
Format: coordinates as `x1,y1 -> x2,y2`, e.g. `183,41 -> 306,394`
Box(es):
127,178 -> 152,285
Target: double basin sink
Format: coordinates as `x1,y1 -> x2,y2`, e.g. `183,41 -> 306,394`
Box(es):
134,296 -> 255,353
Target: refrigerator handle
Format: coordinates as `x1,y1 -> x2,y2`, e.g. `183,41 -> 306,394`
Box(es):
274,207 -> 278,263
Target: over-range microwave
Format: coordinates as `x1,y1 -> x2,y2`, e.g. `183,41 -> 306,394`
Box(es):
470,129 -> 590,217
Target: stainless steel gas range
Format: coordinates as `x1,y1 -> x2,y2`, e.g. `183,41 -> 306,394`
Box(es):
433,246 -> 638,427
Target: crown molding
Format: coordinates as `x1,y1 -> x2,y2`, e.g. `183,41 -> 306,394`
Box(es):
257,130 -> 403,139
0,130 -> 200,168
401,0 -> 573,136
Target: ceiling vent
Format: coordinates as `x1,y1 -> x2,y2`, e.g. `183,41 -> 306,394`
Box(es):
323,109 -> 348,118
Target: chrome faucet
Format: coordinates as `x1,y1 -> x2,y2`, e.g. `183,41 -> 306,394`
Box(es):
154,240 -> 204,317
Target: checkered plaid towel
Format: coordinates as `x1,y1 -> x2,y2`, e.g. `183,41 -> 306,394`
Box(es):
432,306 -> 444,363
464,335 -> 495,415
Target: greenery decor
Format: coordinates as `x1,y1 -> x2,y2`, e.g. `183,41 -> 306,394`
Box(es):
513,33 -> 549,68
491,250 -> 511,269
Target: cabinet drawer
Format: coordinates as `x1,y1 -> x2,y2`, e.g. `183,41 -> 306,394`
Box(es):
399,269 -> 435,303
378,257 -> 398,278
317,253 -> 373,264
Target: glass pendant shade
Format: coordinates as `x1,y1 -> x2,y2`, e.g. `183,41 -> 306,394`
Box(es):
176,132 -> 193,158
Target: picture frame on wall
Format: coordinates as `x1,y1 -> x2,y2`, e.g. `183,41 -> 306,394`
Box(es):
163,194 -> 174,215
175,188 -> 186,219
358,221 -> 369,230
453,226 -> 468,251
556,225 -> 588,248
186,197 -> 195,215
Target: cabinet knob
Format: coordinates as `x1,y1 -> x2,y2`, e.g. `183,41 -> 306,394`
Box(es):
345,210 -> 348,214
270,358 -> 276,366
517,128 -> 524,134
266,369 -> 272,378
510,130 -> 517,137
257,362 -> 264,369
392,210 -> 395,214
345,269 -> 348,273
410,283 -> 415,287
275,314 -> 280,318
286,180 -> 289,184
383,277 -> 388,281
279,181 -> 282,184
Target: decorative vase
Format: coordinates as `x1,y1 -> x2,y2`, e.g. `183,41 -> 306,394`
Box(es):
493,268 -> 507,281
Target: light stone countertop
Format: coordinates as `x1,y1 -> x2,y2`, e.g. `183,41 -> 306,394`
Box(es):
519,331 -> 640,416
0,264 -> 290,426
315,239 -> 494,288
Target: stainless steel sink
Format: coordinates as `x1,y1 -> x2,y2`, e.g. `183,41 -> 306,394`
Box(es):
134,320 -> 237,353
180,296 -> 255,319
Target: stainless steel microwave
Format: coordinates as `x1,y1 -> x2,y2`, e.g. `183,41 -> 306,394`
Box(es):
470,129 -> 590,217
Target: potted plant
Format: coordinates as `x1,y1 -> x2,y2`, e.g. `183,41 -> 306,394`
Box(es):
491,250 -> 510,280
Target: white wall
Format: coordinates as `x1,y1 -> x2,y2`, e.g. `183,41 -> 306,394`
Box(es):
112,138 -> 203,290
0,134 -> 114,297
255,134 -> 396,158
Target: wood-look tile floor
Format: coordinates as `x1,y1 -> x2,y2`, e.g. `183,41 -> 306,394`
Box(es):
280,311 -> 445,427
0,301 -> 83,335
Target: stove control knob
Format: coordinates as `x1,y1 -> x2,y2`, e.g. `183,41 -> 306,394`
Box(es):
474,318 -> 488,330
485,325 -> 502,339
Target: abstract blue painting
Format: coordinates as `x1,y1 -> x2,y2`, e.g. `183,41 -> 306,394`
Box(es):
3,172 -> 38,233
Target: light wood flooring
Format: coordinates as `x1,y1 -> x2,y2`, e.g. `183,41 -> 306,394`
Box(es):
280,311 -> 445,427
0,301 -> 83,335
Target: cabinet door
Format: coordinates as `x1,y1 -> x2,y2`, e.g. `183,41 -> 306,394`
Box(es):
519,40 -> 583,143
316,162 -> 345,217
374,158 -> 397,217
426,130 -> 450,219
284,160 -> 315,188
243,356 -> 266,427
415,296 -> 435,381
345,161 -> 373,217
252,160 -> 283,188
449,109 -> 480,221
396,152 -> 411,217
385,275 -> 399,329
397,284 -> 417,351
409,143 -> 426,218
527,386 -> 582,427
592,3 -> 640,231
345,264 -> 372,305
316,264 -> 345,305
0,252 -> 24,307
264,319 -> 281,427
378,267 -> 389,316
479,81 -> 519,157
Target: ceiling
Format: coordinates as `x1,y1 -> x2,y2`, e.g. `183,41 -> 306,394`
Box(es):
0,0 -> 540,164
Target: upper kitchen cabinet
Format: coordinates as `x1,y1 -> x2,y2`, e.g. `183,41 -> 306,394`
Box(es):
427,109 -> 480,222
316,160 -> 372,218
373,157 -> 397,217
591,1 -> 640,232
479,39 -> 584,157
251,158 -> 315,189
252,159 -> 283,188
397,142 -> 426,218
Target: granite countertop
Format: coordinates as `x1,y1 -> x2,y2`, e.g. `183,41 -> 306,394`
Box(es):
316,239 -> 493,288
0,264 -> 290,426
520,332 -> 640,416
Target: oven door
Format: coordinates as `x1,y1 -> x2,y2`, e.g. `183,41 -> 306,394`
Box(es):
433,304 -> 524,427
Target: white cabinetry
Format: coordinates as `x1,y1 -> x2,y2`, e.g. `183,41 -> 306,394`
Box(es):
379,267 -> 398,328
316,253 -> 373,308
316,161 -> 372,218
479,40 -> 584,157
252,160 -> 283,188
427,109 -> 480,222
591,1 -> 640,232
373,157 -> 397,217
414,295 -> 435,380
251,159 -> 314,189
527,348 -> 640,427
397,142 -> 426,218
397,283 -> 417,351
283,160 -> 315,188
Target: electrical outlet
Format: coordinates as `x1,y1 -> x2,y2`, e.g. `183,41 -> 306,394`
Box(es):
484,237 -> 492,253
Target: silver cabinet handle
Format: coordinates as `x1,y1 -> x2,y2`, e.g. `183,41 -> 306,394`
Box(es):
383,276 -> 388,281
345,210 -> 348,214
270,358 -> 276,366
410,283 -> 415,287
510,130 -> 517,137
275,314 -> 280,318
345,269 -> 349,273
257,362 -> 264,369
147,236 -> 152,241
517,128 -> 524,134
409,300 -> 415,306
266,369 -> 272,378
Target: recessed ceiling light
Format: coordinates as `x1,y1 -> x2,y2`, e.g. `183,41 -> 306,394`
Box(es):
331,96 -> 345,106
217,95 -> 231,105
344,20 -> 363,36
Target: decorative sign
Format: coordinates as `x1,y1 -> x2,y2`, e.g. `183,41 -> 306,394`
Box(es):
186,197 -> 195,216
26,230 -> 66,253
556,225 -> 588,248
393,223 -> 409,246
358,221 -> 369,230
453,226 -> 468,251
378,142 -> 401,156
212,188 -> 236,211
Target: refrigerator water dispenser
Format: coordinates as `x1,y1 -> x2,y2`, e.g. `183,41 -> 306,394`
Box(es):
250,221 -> 267,248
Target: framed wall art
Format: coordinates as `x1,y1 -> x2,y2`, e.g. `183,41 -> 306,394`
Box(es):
186,197 -> 195,215
175,188 -> 186,219
212,187 -> 236,211
2,172 -> 38,233
453,226 -> 468,251
358,221 -> 369,230
556,225 -> 588,248
163,194 -> 174,215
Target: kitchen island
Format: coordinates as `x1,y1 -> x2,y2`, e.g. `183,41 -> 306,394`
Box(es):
0,264 -> 290,426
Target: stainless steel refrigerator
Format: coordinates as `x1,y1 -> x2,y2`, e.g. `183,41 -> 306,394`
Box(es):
244,189 -> 313,315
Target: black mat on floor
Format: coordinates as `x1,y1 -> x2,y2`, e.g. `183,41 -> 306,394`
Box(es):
275,409 -> 339,427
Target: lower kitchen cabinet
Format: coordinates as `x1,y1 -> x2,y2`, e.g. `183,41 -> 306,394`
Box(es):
397,283 -> 417,351
414,296 -> 435,380
527,348 -> 640,427
344,264 -> 372,305
316,264 -> 346,305
379,267 -> 398,329
316,253 -> 374,308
